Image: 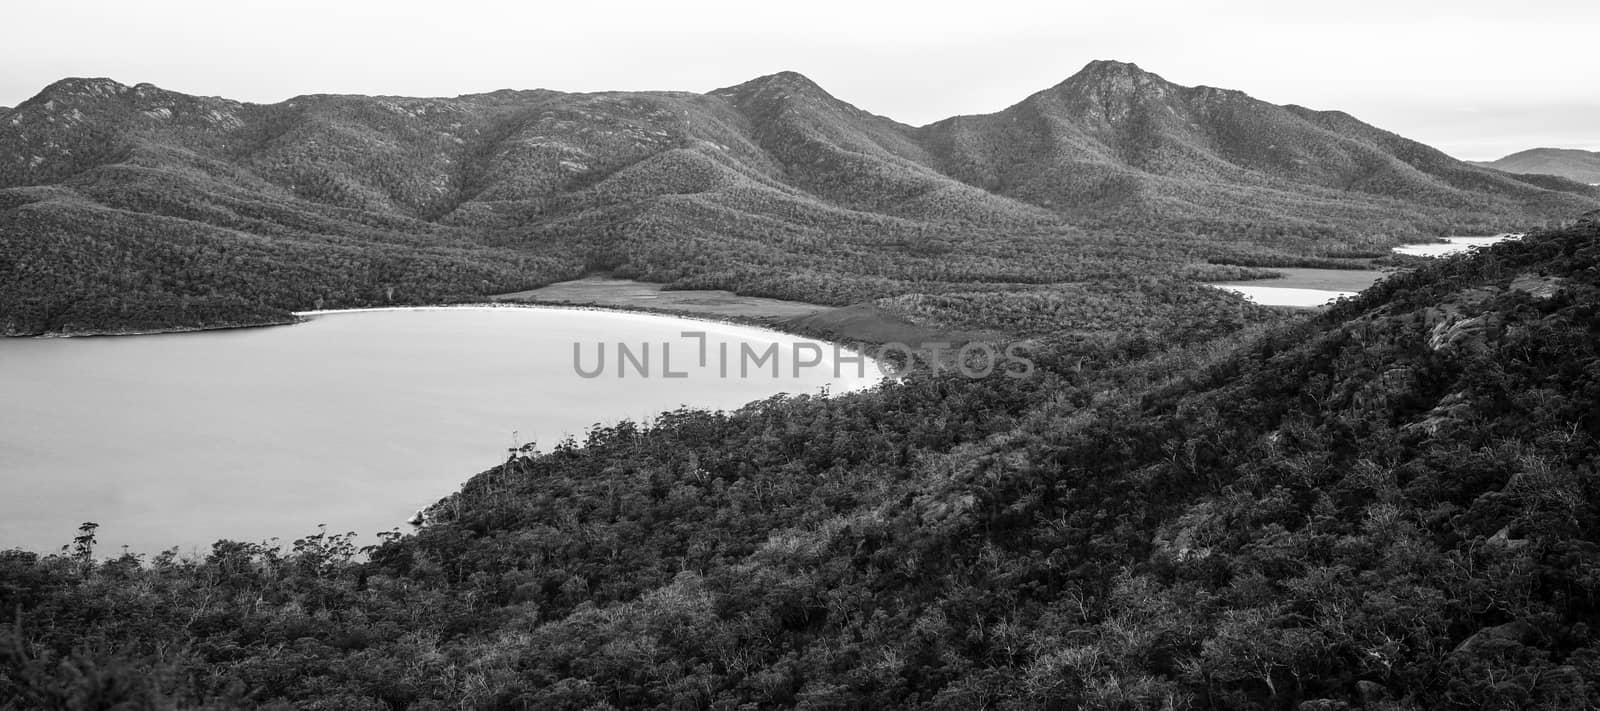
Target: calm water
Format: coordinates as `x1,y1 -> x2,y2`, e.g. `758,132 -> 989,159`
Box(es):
0,307 -> 879,556
1212,285 -> 1357,307
1219,234 -> 1519,306
1390,234 -> 1518,258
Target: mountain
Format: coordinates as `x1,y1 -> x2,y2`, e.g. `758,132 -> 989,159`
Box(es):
0,74 -> 1101,336
2,64 -> 1596,335
6,214 -> 1600,708
1477,147 -> 1600,184
918,60 -> 1596,234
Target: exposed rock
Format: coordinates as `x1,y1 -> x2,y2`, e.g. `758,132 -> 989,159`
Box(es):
1402,391 -> 1475,437
1377,366 -> 1415,391
1356,680 -> 1389,705
1452,619 -> 1538,656
1488,525 -> 1531,550
1510,273 -> 1565,299
1427,312 -> 1500,353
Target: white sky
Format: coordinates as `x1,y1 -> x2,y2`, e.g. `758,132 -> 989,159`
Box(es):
2,0 -> 1595,160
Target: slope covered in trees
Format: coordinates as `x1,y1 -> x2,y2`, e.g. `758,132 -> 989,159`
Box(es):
2,65 -> 1596,335
4,216 -> 1598,709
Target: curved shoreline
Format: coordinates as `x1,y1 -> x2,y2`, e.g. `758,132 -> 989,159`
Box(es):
18,297 -> 843,346
0,302 -> 882,556
293,302 -> 893,390
14,300 -> 891,389
289,301 -> 885,373
24,316 -> 299,339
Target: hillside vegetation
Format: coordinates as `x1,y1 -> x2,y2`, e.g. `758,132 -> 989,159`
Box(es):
4,216 -> 1598,709
2,64 -> 1596,335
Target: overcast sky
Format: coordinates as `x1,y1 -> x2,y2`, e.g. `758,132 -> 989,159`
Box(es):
3,0 -> 1594,160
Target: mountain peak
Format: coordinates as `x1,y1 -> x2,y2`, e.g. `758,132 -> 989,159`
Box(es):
1053,60 -> 1174,97
9,78 -> 134,117
1080,59 -> 1147,74
1074,60 -> 1164,81
768,70 -> 819,84
712,70 -> 832,100
755,70 -> 824,90
34,77 -> 131,102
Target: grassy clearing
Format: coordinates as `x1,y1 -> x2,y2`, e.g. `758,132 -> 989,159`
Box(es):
494,277 -> 830,320
495,277 -> 991,346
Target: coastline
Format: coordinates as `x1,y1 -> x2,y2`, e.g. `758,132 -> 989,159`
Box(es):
6,298 -> 894,390
291,301 -> 812,339
19,315 -> 300,339
7,299 -> 910,387
291,302 -> 890,376
12,278 -> 856,344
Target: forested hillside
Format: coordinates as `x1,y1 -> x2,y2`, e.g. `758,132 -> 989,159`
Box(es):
2,64 -> 1595,335
4,215 -> 1597,709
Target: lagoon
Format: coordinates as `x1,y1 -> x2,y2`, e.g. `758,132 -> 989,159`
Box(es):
1212,284 -> 1358,307
1212,234 -> 1521,306
0,307 -> 878,556
1391,234 -> 1518,257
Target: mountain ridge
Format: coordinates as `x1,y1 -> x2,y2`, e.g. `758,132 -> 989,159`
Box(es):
3,61 -> 1597,335
916,62 -> 1594,230
7,63 -> 1592,224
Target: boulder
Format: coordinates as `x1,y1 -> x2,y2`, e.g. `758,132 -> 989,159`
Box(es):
1356,680 -> 1389,705
1452,619 -> 1538,656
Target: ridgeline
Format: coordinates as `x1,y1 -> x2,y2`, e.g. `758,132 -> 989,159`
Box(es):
3,63 -> 1596,335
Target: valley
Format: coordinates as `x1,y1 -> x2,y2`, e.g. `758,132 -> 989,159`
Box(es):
4,55 -> 1600,710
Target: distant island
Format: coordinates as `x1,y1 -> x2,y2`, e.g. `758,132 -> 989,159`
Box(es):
1475,147 -> 1600,184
